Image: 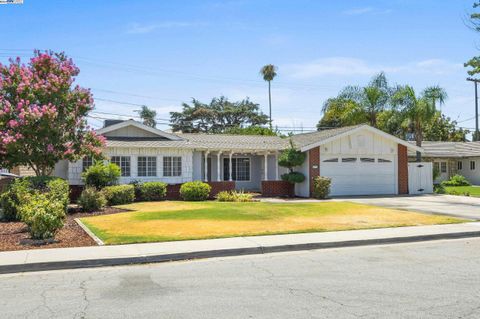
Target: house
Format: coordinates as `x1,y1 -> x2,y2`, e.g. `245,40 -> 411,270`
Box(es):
54,120 -> 425,197
409,141 -> 480,184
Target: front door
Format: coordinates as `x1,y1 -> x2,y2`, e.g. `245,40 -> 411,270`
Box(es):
433,161 -> 448,182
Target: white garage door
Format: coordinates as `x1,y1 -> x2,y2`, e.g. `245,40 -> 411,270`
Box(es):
320,155 -> 396,196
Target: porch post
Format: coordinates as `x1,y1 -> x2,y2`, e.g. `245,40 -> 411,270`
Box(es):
229,152 -> 233,181
217,151 -> 222,182
264,153 -> 269,181
275,151 -> 279,180
204,151 -> 209,182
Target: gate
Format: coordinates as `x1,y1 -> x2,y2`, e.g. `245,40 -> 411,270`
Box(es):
408,162 -> 433,194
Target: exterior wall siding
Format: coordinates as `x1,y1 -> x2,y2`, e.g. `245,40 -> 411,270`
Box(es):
398,144 -> 409,194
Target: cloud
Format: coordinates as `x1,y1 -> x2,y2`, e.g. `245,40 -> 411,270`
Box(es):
342,7 -> 392,16
283,57 -> 462,79
127,21 -> 204,34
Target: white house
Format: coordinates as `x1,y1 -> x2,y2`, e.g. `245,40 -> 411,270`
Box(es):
54,120 -> 426,197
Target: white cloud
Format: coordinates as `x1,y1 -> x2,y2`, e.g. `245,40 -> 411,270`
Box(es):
342,7 -> 392,16
283,57 -> 462,79
127,21 -> 204,34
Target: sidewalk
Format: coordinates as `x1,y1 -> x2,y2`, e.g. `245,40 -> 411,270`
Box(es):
2,222 -> 480,274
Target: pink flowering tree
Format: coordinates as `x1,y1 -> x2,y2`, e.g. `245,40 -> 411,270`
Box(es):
0,51 -> 105,176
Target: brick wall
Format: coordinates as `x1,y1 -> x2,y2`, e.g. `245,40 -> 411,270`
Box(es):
69,185 -> 84,202
398,144 -> 409,194
308,147 -> 320,197
166,181 -> 236,200
261,180 -> 294,197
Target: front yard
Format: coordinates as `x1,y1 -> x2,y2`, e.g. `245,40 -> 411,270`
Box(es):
444,186 -> 480,197
80,201 -> 464,245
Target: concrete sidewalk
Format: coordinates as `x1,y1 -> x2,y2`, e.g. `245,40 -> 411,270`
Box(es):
2,222 -> 480,274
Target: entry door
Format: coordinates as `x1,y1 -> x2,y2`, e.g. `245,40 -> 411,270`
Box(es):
320,155 -> 396,196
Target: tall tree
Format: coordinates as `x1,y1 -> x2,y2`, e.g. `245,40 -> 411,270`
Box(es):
423,85 -> 448,112
465,2 -> 480,75
170,96 -> 269,133
392,86 -> 437,162
0,51 -> 105,176
317,98 -> 366,129
423,112 -> 469,142
260,64 -> 277,129
136,105 -> 157,128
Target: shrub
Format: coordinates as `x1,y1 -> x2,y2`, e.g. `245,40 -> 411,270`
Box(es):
312,176 -> 331,199
441,175 -> 471,187
102,185 -> 135,205
82,162 -> 121,189
281,171 -> 305,184
0,177 -> 69,221
78,187 -> 107,212
216,190 -> 254,202
180,181 -> 211,201
18,193 -> 65,239
139,182 -> 167,201
433,184 -> 446,194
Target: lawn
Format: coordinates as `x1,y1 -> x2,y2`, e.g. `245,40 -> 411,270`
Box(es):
80,201 -> 465,245
444,186 -> 480,197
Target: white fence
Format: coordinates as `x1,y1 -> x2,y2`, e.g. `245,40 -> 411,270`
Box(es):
408,162 -> 433,195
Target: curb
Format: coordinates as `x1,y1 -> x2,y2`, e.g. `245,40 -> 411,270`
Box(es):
74,218 -> 104,246
1,230 -> 480,274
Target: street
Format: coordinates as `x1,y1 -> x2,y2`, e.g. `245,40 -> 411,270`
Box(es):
2,238 -> 480,319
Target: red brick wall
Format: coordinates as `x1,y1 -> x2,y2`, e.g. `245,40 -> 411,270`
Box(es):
69,185 -> 84,202
261,180 -> 294,197
398,144 -> 409,194
167,181 -> 236,200
308,147 -> 320,197
166,184 -> 182,200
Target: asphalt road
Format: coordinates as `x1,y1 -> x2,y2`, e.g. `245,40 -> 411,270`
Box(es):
2,239 -> 480,319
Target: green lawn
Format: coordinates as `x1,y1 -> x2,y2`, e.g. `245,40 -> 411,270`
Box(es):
80,201 -> 465,245
444,186 -> 480,197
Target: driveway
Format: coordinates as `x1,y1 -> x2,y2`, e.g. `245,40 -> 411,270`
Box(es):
334,194 -> 480,220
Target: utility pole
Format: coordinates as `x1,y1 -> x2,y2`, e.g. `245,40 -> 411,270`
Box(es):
467,77 -> 480,141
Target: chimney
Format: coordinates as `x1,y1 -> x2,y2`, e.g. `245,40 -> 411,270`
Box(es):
103,119 -> 125,128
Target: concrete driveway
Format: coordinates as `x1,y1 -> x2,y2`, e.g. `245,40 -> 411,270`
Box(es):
334,194 -> 480,220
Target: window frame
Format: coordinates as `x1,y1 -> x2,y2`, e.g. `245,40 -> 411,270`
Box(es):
163,156 -> 182,177
111,156 -> 131,177
138,156 -> 157,177
223,157 -> 251,181
82,156 -> 93,172
471,160 -> 476,171
457,161 -> 463,171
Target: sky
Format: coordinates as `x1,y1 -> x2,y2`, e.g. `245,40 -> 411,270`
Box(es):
0,0 -> 479,134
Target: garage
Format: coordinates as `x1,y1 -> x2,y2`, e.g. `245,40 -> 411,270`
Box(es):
320,154 -> 396,196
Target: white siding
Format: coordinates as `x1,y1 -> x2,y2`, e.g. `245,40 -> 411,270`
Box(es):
294,151 -> 310,197
455,157 -> 480,185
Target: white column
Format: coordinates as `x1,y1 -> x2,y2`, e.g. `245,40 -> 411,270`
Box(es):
264,153 -> 269,181
204,151 -> 209,182
217,151 -> 222,181
229,152 -> 233,181
275,151 -> 279,180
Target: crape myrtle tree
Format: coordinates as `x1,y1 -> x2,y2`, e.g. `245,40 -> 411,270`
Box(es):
0,50 -> 105,176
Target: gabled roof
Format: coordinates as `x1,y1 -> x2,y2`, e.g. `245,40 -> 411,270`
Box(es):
408,141 -> 480,158
96,120 -> 183,141
291,124 -> 423,152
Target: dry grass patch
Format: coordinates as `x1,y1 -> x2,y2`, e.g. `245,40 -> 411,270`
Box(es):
80,201 -> 465,245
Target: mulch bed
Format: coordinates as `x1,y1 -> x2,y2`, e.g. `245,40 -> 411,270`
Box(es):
0,207 -> 126,252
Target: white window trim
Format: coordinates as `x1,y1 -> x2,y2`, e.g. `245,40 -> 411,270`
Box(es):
137,156 -> 157,177
111,156 -> 131,177
222,156 -> 252,182
163,156 -> 182,177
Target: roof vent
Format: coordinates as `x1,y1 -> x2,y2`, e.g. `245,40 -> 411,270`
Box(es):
103,119 -> 125,128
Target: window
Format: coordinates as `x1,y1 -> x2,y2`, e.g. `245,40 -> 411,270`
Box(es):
440,162 -> 447,173
138,156 -> 157,177
471,161 -> 476,170
360,158 -> 375,163
163,156 -> 182,177
323,158 -> 338,163
111,156 -> 131,177
433,162 -> 440,172
82,156 -> 93,172
457,161 -> 463,170
223,158 -> 250,181
341,157 -> 357,163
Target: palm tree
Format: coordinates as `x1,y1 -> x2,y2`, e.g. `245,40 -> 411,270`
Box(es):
423,85 -> 448,112
392,86 -> 437,162
136,105 -> 157,128
260,64 -> 277,129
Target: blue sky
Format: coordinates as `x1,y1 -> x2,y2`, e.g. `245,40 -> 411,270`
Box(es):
0,0 -> 478,133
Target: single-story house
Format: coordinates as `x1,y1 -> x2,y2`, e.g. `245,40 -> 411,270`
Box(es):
409,141 -> 480,184
52,120 -> 424,197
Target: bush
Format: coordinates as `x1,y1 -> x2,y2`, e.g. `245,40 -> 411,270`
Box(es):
78,187 -> 107,212
0,177 -> 69,221
441,175 -> 471,187
216,190 -> 254,202
180,181 -> 211,201
18,193 -> 65,239
82,162 -> 121,189
312,176 -> 331,199
138,182 -> 167,201
433,184 -> 446,194
281,171 -> 305,184
102,185 -> 135,205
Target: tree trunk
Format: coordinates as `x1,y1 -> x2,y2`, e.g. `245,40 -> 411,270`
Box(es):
268,81 -> 272,129
415,121 -> 422,162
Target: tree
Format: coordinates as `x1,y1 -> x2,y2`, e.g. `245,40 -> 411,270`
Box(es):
392,85 -> 437,162
260,64 -> 277,129
278,140 -> 306,184
423,85 -> 448,112
170,96 -> 269,133
136,105 -> 157,128
465,2 -> 480,75
223,125 -> 278,136
0,51 -> 105,176
423,112 -> 469,142
317,98 -> 366,129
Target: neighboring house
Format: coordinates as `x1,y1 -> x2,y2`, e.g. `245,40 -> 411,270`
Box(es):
409,141 -> 480,184
54,120 -> 423,197
0,166 -> 35,178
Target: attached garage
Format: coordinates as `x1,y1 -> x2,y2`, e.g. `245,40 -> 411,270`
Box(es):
291,125 -> 422,197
